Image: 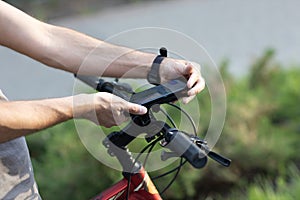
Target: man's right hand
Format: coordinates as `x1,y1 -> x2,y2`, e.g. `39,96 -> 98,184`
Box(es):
73,92 -> 147,128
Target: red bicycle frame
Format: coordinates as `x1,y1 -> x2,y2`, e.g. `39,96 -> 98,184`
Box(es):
92,166 -> 162,200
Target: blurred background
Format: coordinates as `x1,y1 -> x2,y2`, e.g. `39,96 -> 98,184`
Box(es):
1,0 -> 300,199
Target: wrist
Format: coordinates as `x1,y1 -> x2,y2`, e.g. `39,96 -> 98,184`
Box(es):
136,51 -> 156,78
72,94 -> 94,120
147,47 -> 168,84
116,50 -> 155,78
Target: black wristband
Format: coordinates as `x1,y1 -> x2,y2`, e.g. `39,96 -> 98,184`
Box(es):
147,48 -> 167,85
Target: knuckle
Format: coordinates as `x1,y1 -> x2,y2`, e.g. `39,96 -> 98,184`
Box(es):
128,104 -> 138,113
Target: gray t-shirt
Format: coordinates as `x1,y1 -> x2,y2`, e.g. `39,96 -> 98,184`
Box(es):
0,90 -> 41,200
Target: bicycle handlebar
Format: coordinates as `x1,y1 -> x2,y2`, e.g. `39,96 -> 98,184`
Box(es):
75,74 -> 132,100
75,74 -> 231,170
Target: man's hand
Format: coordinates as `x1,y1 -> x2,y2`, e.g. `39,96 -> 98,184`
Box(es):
74,93 -> 147,128
160,58 -> 205,104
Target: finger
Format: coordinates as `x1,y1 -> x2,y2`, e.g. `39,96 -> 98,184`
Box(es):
181,63 -> 193,76
182,95 -> 196,104
187,70 -> 199,89
128,103 -> 148,115
187,77 -> 206,96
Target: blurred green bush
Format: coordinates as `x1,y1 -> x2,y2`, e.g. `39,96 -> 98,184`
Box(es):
27,50 -> 300,199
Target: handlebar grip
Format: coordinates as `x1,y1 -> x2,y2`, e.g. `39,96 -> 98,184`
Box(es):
75,74 -> 132,100
165,130 -> 207,168
75,74 -> 101,90
208,151 -> 231,167
75,74 -> 114,93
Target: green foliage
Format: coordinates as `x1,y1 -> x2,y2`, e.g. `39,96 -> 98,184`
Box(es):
26,51 -> 300,199
183,50 -> 300,199
27,121 -> 122,199
227,166 -> 300,200
208,51 -> 300,200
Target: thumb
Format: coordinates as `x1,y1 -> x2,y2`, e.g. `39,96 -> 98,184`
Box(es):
127,103 -> 148,115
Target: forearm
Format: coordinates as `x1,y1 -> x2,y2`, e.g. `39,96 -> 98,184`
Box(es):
44,25 -> 156,78
0,1 -> 155,78
0,97 -> 73,143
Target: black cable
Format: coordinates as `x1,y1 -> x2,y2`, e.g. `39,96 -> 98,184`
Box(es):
126,143 -> 154,200
126,142 -> 153,200
143,138 -> 159,167
151,104 -> 197,195
138,135 -> 163,164
159,158 -> 185,195
167,103 -> 197,136
125,136 -> 163,200
126,102 -> 197,198
152,159 -> 187,180
151,108 -> 186,181
126,175 -> 131,200
149,109 -> 187,195
159,108 -> 177,128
